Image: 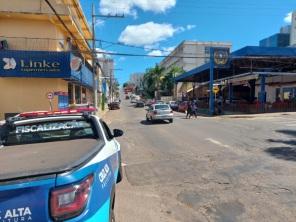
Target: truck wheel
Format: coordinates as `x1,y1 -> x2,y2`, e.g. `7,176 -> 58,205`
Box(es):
109,186 -> 116,222
169,119 -> 173,123
110,209 -> 115,222
117,161 -> 123,183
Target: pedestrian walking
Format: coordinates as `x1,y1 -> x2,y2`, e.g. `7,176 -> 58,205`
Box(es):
185,101 -> 192,119
189,100 -> 197,118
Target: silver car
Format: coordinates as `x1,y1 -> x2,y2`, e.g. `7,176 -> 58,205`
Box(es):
146,104 -> 173,123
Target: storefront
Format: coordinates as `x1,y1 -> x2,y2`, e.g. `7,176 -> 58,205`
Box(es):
0,50 -> 94,119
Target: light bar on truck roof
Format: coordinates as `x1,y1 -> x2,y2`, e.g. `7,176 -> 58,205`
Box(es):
19,108 -> 96,117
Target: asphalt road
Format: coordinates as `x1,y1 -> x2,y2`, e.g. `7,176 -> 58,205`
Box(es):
102,94 -> 296,222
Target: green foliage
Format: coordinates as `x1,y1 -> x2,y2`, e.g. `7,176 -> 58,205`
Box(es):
142,64 -> 185,98
69,103 -> 77,109
123,82 -> 129,88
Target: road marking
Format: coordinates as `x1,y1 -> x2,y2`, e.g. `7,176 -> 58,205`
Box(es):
205,138 -> 231,148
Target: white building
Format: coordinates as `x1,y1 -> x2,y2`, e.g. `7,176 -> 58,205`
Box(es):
130,72 -> 145,90
290,10 -> 296,47
159,41 -> 232,101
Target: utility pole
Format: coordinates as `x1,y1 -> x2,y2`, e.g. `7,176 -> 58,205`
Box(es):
109,69 -> 122,102
91,4 -> 124,113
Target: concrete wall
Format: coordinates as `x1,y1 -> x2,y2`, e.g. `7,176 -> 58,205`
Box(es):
0,78 -> 68,119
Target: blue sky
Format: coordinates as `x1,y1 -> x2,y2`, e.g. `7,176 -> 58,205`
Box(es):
80,0 -> 296,87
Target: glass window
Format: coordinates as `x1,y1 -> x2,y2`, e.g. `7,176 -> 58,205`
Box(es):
75,85 -> 81,104
0,120 -> 97,146
283,87 -> 296,101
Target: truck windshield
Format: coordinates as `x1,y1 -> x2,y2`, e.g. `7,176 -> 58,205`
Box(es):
0,120 -> 97,146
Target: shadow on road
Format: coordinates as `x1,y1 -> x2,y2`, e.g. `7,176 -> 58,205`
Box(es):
140,120 -> 170,125
276,129 -> 296,137
265,147 -> 296,161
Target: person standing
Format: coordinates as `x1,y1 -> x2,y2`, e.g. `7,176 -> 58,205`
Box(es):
185,101 -> 192,119
190,100 -> 197,118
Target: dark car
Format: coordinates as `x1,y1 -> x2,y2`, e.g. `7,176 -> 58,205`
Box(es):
125,95 -> 130,99
109,101 -> 121,110
135,100 -> 144,107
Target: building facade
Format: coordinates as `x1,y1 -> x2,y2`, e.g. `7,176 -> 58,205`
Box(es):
259,33 -> 290,47
159,41 -> 232,101
290,10 -> 296,47
0,0 -> 99,119
130,72 -> 145,90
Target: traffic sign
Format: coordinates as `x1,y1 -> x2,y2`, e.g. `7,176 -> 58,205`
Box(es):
46,92 -> 53,100
212,86 -> 219,94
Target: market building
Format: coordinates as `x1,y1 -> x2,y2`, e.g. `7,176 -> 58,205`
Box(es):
0,0 -> 99,119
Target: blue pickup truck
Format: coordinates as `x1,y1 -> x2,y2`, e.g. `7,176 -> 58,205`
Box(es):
0,109 -> 123,222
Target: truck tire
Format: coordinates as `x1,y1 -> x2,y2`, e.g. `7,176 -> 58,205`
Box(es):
116,161 -> 123,183
109,186 -> 116,222
169,119 -> 173,123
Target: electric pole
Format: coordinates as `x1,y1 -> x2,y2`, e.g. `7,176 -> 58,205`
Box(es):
91,4 -> 124,113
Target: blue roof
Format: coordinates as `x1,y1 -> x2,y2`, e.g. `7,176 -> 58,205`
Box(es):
172,46 -> 296,83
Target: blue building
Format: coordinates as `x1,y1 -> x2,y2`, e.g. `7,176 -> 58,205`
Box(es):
259,33 -> 290,47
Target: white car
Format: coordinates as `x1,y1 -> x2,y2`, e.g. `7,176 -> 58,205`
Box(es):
146,104 -> 173,123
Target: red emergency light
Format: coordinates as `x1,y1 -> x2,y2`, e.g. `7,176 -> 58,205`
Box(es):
19,108 -> 96,117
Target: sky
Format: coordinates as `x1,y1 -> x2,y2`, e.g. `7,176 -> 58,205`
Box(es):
79,0 -> 296,87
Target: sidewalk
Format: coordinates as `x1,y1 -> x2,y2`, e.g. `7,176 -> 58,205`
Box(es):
96,107 -> 109,118
197,108 -> 296,118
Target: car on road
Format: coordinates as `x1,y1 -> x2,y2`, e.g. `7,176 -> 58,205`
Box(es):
109,101 -> 121,110
167,101 -> 179,110
134,100 -> 144,108
145,99 -> 153,106
146,104 -> 173,123
178,101 -> 189,112
130,98 -> 137,103
155,100 -> 164,104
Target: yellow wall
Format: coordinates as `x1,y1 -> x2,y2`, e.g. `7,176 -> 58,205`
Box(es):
0,17 -> 63,51
0,78 -> 68,119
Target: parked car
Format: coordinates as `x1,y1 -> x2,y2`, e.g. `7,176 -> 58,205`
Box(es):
125,95 -> 130,99
146,104 -> 173,123
178,101 -> 189,112
109,101 -> 121,110
225,97 -> 248,104
155,100 -> 164,104
167,101 -> 179,110
0,108 -> 123,221
134,100 -> 144,108
145,99 -> 153,106
130,98 -> 137,103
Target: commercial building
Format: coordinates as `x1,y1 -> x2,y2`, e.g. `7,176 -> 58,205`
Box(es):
0,0 -> 100,119
159,41 -> 232,101
130,72 -> 145,90
290,10 -> 296,47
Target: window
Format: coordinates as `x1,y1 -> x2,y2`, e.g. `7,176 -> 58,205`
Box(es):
100,120 -> 113,141
283,87 -> 296,101
1,120 -> 97,146
205,46 -> 211,54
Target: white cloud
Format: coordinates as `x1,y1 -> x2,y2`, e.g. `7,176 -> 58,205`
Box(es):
187,25 -> 196,30
119,57 -> 126,61
284,12 -> 292,23
118,22 -> 183,46
162,46 -> 175,56
147,50 -> 163,56
99,0 -> 176,18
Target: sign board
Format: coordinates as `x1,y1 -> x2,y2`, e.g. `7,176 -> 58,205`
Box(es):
212,86 -> 219,94
46,92 -> 53,100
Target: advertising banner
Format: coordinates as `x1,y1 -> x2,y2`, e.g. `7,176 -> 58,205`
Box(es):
0,50 -> 71,78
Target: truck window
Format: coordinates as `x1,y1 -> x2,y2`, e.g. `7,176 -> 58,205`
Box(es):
0,120 -> 99,146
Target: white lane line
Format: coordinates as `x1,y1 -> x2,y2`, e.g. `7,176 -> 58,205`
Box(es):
205,138 -> 231,148
205,138 -> 247,155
